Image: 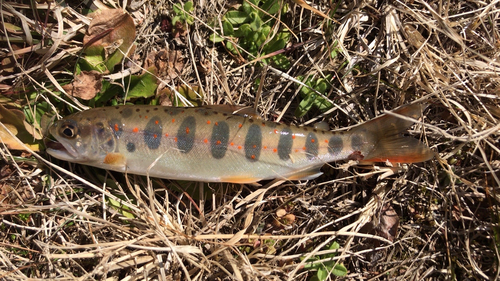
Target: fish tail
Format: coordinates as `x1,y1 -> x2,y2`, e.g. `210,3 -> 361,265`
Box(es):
355,104 -> 434,163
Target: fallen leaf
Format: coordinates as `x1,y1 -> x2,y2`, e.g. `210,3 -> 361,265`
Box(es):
144,49 -> 185,82
62,71 -> 102,100
375,203 -> 399,242
0,105 -> 39,151
83,9 -> 136,71
158,84 -> 203,107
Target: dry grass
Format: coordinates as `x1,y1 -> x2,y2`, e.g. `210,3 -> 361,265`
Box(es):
1,0 -> 499,280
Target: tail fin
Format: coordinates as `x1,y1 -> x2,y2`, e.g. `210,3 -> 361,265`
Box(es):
354,104 -> 434,163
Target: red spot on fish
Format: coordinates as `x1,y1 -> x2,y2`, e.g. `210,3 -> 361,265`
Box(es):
273,148 -> 277,153
155,120 -> 159,125
153,134 -> 157,138
295,149 -> 299,152
251,155 -> 256,159
165,133 -> 169,137
238,145 -> 242,150
230,142 -> 234,146
253,145 -> 257,148
292,135 -> 296,139
174,137 -> 178,142
114,124 -> 119,131
311,139 -> 315,143
186,127 -> 190,134
264,146 -> 267,149
325,139 -> 329,143
302,147 -> 306,150
145,116 -> 148,119
215,122 -> 219,126
181,110 -> 185,113
216,140 -> 221,145
238,124 -> 243,128
261,122 -> 266,126
204,139 -> 208,143
172,119 -> 175,123
274,129 -> 278,134
133,127 -> 139,133
207,120 -> 211,124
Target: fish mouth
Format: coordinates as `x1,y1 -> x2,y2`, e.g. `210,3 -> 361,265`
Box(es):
45,137 -> 80,161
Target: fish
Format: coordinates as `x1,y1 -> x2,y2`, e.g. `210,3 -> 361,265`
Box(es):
45,104 -> 434,183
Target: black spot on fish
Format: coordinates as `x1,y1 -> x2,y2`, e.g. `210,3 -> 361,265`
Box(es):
177,116 -> 196,153
115,106 -> 120,110
245,124 -> 262,162
211,121 -> 229,159
328,136 -> 343,156
146,109 -> 150,113
136,108 -> 140,112
109,119 -> 123,138
351,134 -> 363,151
144,117 -> 162,150
278,127 -> 293,160
305,132 -> 319,159
120,107 -> 133,118
249,119 -> 254,123
126,142 -> 136,153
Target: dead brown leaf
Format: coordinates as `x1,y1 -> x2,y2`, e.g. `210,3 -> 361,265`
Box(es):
0,105 -> 40,151
62,71 -> 102,100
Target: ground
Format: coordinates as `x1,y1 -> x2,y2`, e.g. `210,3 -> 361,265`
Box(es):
0,0 -> 499,280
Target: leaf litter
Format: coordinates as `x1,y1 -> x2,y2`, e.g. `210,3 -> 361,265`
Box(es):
0,0 -> 499,280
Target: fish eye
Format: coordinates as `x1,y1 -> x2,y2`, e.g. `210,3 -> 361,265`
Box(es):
59,122 -> 78,139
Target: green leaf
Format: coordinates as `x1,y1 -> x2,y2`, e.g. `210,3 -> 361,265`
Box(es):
184,1 -> 193,12
332,264 -> 348,276
295,93 -> 316,117
222,20 -> 234,36
124,71 -> 158,99
172,15 -> 182,26
210,33 -> 224,43
173,3 -> 181,14
234,23 -> 252,37
263,38 -> 286,53
248,11 -> 262,31
260,0 -> 280,17
107,197 -> 135,219
225,11 -> 249,25
317,267 -> 328,281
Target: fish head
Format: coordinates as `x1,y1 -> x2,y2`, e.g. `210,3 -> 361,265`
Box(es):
46,113 -> 118,164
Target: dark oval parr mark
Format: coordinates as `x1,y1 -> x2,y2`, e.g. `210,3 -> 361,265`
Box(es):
211,121 -> 229,159
144,117 -> 162,150
177,116 -> 196,153
351,134 -> 364,151
328,135 -> 343,156
244,124 -> 262,162
277,127 -> 293,160
305,132 -> 319,159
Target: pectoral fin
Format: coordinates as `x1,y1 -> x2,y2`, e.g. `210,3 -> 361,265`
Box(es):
103,152 -> 126,166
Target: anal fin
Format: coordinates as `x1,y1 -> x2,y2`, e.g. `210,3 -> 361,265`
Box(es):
284,166 -> 323,181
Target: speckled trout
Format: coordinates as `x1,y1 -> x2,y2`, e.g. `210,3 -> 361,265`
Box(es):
45,104 -> 433,183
